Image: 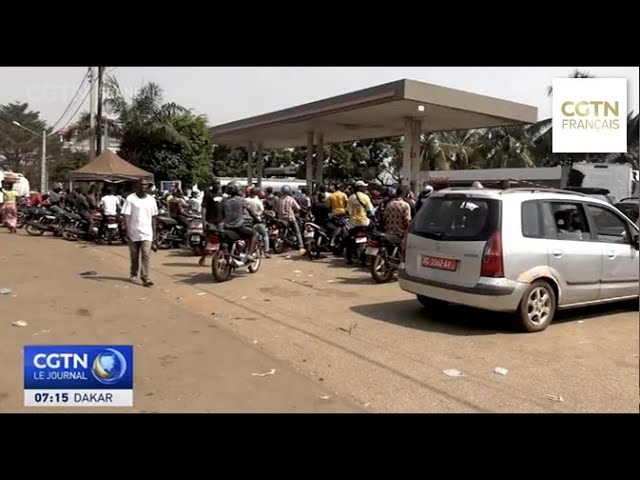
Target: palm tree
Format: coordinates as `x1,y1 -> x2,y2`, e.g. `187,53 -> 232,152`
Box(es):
62,75 -> 189,163
602,112 -> 640,168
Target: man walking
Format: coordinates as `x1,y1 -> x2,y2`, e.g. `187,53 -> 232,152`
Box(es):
121,180 -> 158,287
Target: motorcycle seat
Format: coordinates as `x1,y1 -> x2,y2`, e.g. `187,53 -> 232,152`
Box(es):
157,216 -> 177,225
379,233 -> 403,245
222,229 -> 241,242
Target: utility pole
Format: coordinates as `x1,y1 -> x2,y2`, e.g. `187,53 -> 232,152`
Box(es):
96,66 -> 104,156
41,130 -> 47,193
104,117 -> 109,152
88,67 -> 96,159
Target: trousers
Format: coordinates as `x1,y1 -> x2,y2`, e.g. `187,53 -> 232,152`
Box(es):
129,240 -> 152,280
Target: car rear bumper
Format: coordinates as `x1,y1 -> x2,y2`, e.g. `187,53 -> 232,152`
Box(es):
398,269 -> 528,312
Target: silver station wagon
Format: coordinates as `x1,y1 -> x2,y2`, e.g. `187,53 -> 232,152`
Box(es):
398,187 -> 640,332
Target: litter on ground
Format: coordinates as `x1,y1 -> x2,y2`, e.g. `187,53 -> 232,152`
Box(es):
12,320 -> 28,327
251,368 -> 276,377
442,369 -> 465,377
577,320 -> 584,324
197,292 -> 207,296
494,367 -> 509,376
79,271 -> 97,276
319,395 -> 331,400
545,394 -> 565,402
0,288 -> 12,295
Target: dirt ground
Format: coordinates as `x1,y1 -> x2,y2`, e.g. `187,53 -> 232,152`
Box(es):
1,230 -> 638,413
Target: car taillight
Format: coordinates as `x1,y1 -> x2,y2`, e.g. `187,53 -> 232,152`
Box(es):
207,234 -> 220,244
400,235 -> 408,262
481,230 -> 504,278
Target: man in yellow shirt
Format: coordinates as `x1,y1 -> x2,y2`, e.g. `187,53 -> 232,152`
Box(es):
326,184 -> 349,246
326,184 -> 348,216
347,180 -> 374,228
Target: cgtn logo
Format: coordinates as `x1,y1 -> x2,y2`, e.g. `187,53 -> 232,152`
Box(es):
24,345 -> 133,407
552,78 -> 628,154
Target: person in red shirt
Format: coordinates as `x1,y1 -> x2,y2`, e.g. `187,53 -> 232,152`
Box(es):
28,191 -> 44,207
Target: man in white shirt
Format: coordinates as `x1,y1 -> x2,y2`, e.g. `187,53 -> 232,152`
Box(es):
121,180 -> 158,287
100,188 -> 120,216
246,187 -> 270,257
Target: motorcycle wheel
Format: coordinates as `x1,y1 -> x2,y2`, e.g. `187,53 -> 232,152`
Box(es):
247,252 -> 261,273
273,237 -> 285,254
155,230 -> 173,249
26,224 -> 45,236
371,253 -> 395,283
306,239 -> 321,260
62,229 -> 78,241
211,251 -> 232,282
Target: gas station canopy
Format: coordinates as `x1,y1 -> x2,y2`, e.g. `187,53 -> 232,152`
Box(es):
210,78 -> 538,149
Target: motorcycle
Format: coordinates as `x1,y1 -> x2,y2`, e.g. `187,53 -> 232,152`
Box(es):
24,206 -> 61,236
207,225 -> 263,282
346,224 -> 372,267
154,216 -> 187,249
186,215 -> 206,256
303,220 -> 332,260
366,231 -> 402,283
99,214 -> 127,245
62,211 -> 102,241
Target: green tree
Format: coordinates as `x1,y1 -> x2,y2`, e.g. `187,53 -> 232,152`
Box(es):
49,150 -> 90,182
0,102 -> 61,189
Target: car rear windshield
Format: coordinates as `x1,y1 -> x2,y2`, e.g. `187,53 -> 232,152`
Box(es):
410,195 -> 501,241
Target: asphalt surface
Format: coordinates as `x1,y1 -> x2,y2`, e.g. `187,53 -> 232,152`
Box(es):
1,230 -> 638,412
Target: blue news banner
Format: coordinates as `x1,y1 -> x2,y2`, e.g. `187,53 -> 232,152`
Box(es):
24,345 -> 133,407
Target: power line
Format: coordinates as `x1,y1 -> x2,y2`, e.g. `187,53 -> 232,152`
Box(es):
56,85 -> 92,133
50,69 -> 90,131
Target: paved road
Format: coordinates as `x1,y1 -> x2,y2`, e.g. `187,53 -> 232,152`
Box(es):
2,231 -> 638,412
0,232 -> 361,413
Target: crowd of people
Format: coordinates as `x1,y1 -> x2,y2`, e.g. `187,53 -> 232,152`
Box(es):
1,174 -> 446,287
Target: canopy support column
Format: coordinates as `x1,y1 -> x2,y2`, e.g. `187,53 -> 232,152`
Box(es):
402,118 -> 421,191
247,141 -> 254,186
306,131 -> 314,193
315,133 -> 324,187
256,142 -> 264,188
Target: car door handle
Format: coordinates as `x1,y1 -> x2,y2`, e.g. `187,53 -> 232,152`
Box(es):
608,250 -> 616,258
551,250 -> 563,257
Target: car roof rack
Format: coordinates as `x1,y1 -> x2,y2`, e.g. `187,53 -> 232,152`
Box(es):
500,187 -> 587,197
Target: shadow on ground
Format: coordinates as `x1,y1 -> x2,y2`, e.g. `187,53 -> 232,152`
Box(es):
350,299 -> 638,336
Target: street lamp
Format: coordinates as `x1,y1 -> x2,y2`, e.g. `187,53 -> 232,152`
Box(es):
13,121 -> 47,193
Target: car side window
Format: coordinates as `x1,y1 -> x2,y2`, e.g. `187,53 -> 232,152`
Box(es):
546,202 -> 590,241
585,204 -> 630,244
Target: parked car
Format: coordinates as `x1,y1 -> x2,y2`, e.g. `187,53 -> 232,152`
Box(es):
614,197 -> 639,224
398,187 -> 639,333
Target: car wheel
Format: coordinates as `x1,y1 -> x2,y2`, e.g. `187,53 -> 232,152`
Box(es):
517,280 -> 556,333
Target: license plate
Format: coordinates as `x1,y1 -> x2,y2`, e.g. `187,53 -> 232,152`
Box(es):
355,237 -> 368,244
304,230 -> 314,238
422,256 -> 458,271
365,247 -> 379,256
207,243 -> 220,251
107,223 -> 118,229
190,235 -> 201,242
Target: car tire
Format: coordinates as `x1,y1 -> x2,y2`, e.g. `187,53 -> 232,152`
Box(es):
517,280 -> 556,333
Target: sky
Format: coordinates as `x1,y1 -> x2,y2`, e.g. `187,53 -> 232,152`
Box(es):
0,67 -> 638,131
